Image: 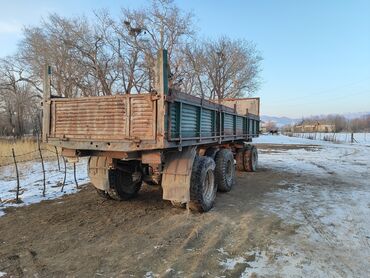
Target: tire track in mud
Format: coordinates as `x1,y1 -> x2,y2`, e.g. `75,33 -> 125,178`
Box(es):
134,211 -> 261,276
1,142 -> 369,276
309,161 -> 336,175
349,206 -> 370,252
300,207 -> 337,246
339,148 -> 360,158
300,207 -> 355,277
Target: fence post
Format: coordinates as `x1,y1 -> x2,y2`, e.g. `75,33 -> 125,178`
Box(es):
11,148 -> 21,203
36,132 -> 46,196
351,133 -> 354,143
73,162 -> 79,189
61,157 -> 67,192
54,146 -> 60,171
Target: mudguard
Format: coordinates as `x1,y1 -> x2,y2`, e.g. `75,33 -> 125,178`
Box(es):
161,146 -> 197,203
88,156 -> 112,191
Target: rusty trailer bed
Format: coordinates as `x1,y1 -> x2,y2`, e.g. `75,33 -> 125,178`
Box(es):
42,50 -> 260,155
44,91 -> 259,153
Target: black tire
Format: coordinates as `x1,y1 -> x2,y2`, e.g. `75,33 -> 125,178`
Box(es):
189,156 -> 216,212
214,149 -> 235,192
204,147 -> 219,160
107,169 -> 142,201
235,148 -> 245,171
244,146 -> 258,172
95,188 -> 111,199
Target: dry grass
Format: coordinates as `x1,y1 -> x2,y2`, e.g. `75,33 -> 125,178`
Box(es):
0,137 -> 57,166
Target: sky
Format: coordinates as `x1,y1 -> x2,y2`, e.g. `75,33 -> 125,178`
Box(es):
0,0 -> 369,118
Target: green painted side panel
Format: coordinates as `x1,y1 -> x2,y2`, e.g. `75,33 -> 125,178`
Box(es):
181,103 -> 199,138
236,116 -> 243,135
223,114 -> 234,135
167,100 -> 259,141
201,108 -> 213,137
248,119 -> 258,135
162,49 -> 169,95
169,102 -> 180,138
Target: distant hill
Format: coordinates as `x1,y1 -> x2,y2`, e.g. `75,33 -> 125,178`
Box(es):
342,112 -> 370,119
261,112 -> 370,128
260,115 -> 299,127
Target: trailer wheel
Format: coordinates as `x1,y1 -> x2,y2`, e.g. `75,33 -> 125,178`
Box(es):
214,149 -> 235,192
107,169 -> 142,201
189,156 -> 216,212
244,146 -> 258,172
204,147 -> 219,160
235,148 -> 245,171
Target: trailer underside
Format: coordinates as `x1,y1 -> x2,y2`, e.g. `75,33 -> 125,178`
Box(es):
42,49 -> 260,212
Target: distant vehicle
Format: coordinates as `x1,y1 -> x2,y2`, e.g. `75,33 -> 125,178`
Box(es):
42,50 -> 260,212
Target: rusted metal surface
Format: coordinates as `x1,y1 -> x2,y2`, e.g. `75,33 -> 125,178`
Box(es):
89,151 -> 129,159
48,93 -> 157,143
235,148 -> 245,171
161,146 -> 197,202
44,50 -> 259,155
142,151 -> 162,164
130,96 -> 156,140
216,98 -> 260,116
51,96 -> 127,141
88,156 -> 112,191
154,50 -> 168,148
61,148 -> 78,158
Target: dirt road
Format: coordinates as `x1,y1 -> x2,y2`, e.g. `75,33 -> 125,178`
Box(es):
0,141 -> 369,277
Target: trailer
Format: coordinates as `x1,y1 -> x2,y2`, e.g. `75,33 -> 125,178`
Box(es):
42,50 -> 260,212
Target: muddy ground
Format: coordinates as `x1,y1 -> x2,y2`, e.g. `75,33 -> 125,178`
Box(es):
0,143 -> 369,277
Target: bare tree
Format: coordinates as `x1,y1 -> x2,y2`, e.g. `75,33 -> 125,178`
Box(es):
200,37 -> 262,100
0,57 -> 40,136
183,37 -> 262,100
2,0 -> 261,103
115,0 -> 194,92
264,121 -> 278,132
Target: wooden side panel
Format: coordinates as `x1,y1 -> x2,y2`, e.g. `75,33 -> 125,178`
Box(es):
51,96 -> 127,140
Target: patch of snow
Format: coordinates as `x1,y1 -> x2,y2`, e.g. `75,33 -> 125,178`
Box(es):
240,250 -> 269,277
0,158 -> 89,217
153,245 -> 163,249
144,271 -> 159,278
0,271 -> 6,277
254,133 -> 370,146
256,135 -> 370,187
250,135 -> 370,277
165,268 -> 175,274
217,247 -> 229,256
239,248 -> 333,277
254,134 -> 321,145
290,132 -> 370,146
219,256 -> 246,270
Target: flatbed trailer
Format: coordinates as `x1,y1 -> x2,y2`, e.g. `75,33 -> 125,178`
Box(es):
42,50 -> 260,212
